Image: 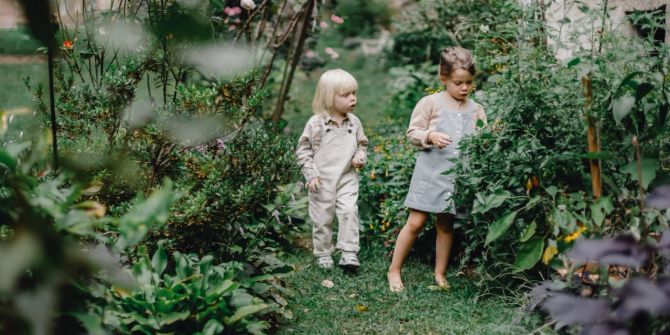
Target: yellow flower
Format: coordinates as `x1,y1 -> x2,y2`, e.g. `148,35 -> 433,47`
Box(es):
542,245 -> 559,264
563,226 -> 587,242
370,170 -> 376,180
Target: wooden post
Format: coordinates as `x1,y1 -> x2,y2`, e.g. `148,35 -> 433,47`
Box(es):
582,75 -> 601,199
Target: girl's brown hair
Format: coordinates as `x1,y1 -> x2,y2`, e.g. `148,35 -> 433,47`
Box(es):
439,47 -> 476,77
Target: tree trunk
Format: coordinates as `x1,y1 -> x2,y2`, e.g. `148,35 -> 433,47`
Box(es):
271,0 -> 315,123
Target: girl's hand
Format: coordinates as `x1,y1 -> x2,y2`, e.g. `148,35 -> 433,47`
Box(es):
307,177 -> 321,192
428,132 -> 452,149
351,157 -> 364,168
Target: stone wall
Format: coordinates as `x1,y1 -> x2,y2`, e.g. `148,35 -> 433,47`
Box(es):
538,0 -> 670,59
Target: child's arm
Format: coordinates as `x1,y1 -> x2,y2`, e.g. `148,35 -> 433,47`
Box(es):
295,120 -> 320,183
352,118 -> 369,167
406,97 -> 434,148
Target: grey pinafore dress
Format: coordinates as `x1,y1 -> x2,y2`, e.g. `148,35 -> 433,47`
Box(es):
404,99 -> 478,214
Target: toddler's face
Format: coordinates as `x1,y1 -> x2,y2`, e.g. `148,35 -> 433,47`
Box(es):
332,89 -> 357,114
441,69 -> 474,101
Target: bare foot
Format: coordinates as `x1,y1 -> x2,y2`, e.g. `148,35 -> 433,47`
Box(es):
435,275 -> 451,290
387,271 -> 404,292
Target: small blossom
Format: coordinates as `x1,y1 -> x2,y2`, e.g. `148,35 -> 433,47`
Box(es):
319,21 -> 328,29
324,47 -> 339,59
305,50 -> 316,58
63,39 -> 74,49
224,6 -> 242,16
479,24 -> 490,33
228,25 -> 236,31
240,0 -> 256,10
330,14 -> 344,24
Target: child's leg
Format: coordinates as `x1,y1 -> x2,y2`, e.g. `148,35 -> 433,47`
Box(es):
434,213 -> 455,287
388,209 -> 429,287
334,175 -> 360,256
309,191 -> 336,258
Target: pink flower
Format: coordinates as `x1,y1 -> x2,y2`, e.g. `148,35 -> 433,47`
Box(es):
228,25 -> 237,31
224,6 -> 242,16
305,50 -> 316,58
319,21 -> 328,29
330,15 -> 344,24
324,47 -> 339,59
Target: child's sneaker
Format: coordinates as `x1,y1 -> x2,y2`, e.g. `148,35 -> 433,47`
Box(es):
338,252 -> 359,269
317,256 -> 334,269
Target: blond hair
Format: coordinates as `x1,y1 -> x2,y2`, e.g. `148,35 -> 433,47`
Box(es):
312,69 -> 358,116
439,47 -> 476,77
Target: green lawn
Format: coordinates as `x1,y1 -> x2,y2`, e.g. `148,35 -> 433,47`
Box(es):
0,64 -> 47,111
0,27 -> 42,55
278,247 -> 529,335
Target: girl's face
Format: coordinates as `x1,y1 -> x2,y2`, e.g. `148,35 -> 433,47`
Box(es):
441,68 -> 474,101
331,89 -> 357,115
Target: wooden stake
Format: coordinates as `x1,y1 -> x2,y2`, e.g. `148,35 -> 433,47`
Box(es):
583,75 -> 601,199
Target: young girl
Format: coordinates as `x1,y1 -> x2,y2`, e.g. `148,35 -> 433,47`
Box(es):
295,69 -> 368,269
387,47 -> 487,292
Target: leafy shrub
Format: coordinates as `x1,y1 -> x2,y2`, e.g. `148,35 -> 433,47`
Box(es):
334,0 -> 392,38
451,7 -> 670,281
162,123 -> 300,258
359,123 -> 415,246
387,0 -> 521,76
99,244 -> 286,334
0,123 -> 178,334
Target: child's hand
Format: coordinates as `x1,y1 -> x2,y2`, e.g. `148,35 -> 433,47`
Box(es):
351,157 -> 364,168
307,177 -> 321,192
428,132 -> 452,149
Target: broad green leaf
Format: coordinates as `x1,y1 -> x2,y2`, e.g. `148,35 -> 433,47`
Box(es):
590,196 -> 613,226
545,186 -> 558,199
116,181 -> 177,250
523,196 -> 541,211
246,321 -> 270,335
514,237 -> 544,271
173,252 -> 193,280
226,303 -> 269,324
202,319 -> 225,335
566,57 -> 581,67
485,211 -> 517,245
612,94 -> 636,123
473,189 -> 512,215
519,221 -> 537,242
206,279 -> 236,297
621,159 -> 659,189
0,150 -> 18,171
635,82 -> 654,101
151,244 -> 168,277
156,310 -> 190,325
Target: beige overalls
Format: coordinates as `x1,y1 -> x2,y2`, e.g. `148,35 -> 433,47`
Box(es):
309,120 -> 361,257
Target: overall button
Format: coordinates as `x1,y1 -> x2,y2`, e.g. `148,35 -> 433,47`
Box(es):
348,129 -> 352,133
326,129 -> 331,132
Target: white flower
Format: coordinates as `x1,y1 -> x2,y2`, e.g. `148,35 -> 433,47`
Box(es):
241,0 -> 256,10
479,24 -> 490,33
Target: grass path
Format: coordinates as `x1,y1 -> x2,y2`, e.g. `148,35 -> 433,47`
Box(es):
278,245 -> 530,335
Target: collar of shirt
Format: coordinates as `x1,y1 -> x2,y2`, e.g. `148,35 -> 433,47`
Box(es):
324,114 -> 351,127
